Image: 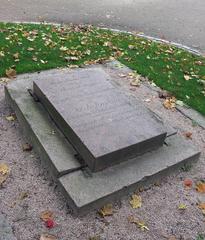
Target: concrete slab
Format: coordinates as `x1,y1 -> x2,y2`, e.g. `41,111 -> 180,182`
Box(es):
5,78 -> 81,178
33,68 -> 167,172
0,213 -> 16,240
59,134 -> 200,215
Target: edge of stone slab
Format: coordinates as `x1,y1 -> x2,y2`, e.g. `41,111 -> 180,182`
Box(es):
4,82 -> 82,178
58,134 -> 200,216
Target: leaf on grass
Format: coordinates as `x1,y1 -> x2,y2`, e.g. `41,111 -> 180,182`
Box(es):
184,179 -> 193,189
40,210 -> 54,222
196,182 -> 205,193
13,52 -> 19,59
6,113 -> 16,121
178,203 -> 187,210
128,215 -> 149,231
40,233 -> 57,240
5,68 -> 16,79
130,194 -> 142,209
99,204 -> 113,217
0,163 -> 10,186
22,143 -> 33,152
184,75 -> 191,81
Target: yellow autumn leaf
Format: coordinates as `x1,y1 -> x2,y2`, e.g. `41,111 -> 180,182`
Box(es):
0,163 -> 10,185
178,203 -> 187,210
163,97 -> 176,110
99,204 -> 113,217
40,233 -> 57,240
128,215 -> 149,231
6,114 -> 16,121
40,210 -> 54,222
196,182 -> 205,193
130,194 -> 142,209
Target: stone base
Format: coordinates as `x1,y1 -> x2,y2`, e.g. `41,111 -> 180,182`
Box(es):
5,63 -> 200,215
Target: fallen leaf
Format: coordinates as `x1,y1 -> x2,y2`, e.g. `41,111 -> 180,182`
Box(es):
40,210 -> 54,222
0,163 -> 10,185
178,203 -> 187,210
184,132 -> 192,139
99,204 -> 113,217
5,68 -> 16,79
176,100 -> 184,107
13,52 -> 19,59
184,75 -> 191,81
45,219 -> 55,229
40,233 -> 57,240
6,113 -> 16,121
196,182 -> 205,193
22,143 -> 33,152
163,97 -> 176,110
128,215 -> 149,231
184,179 -> 193,188
130,194 -> 142,209
198,203 -> 205,215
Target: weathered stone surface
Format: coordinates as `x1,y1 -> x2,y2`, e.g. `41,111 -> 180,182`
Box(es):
59,134 -> 200,215
5,78 -> 81,178
0,213 -> 16,240
33,68 -> 167,172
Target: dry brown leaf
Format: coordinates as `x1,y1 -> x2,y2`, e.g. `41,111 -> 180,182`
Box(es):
99,204 -> 113,217
163,97 -> 176,110
184,132 -> 192,139
22,143 -> 33,152
6,68 -> 16,79
198,203 -> 205,215
40,210 -> 54,222
196,182 -> 205,193
130,194 -> 142,209
40,233 -> 57,240
0,163 -> 10,185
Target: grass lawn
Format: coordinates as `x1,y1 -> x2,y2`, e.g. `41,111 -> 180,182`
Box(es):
0,22 -> 205,115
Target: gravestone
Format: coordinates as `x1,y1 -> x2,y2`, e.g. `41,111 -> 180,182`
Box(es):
5,62 -> 200,215
33,68 -> 167,172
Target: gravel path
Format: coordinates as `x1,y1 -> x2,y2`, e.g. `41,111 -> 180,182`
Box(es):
0,69 -> 205,240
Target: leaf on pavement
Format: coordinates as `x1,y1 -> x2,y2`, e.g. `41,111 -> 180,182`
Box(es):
6,113 -> 16,121
163,97 -> 176,110
178,203 -> 187,210
128,215 -> 149,231
184,132 -> 192,139
22,143 -> 33,152
40,210 -> 54,222
196,182 -> 205,193
99,204 -> 113,217
130,194 -> 142,209
0,163 -> 10,185
40,233 -> 57,240
184,178 -> 193,189
5,68 -> 16,79
198,203 -> 205,215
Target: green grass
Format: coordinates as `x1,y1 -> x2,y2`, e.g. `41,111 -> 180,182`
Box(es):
0,22 -> 205,115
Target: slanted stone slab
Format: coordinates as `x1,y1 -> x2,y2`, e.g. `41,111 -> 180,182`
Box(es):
33,68 -> 167,172
59,134 -> 200,215
5,78 -> 81,178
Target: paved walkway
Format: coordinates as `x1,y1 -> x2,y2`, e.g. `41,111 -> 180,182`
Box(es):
0,0 -> 205,53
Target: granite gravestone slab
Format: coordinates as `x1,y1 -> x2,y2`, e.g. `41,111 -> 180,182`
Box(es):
33,68 -> 167,172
